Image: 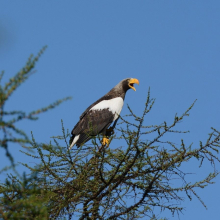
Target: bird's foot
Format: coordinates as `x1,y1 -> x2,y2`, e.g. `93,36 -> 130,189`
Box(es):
102,137 -> 110,146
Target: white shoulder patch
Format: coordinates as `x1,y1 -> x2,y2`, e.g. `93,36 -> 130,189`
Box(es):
90,97 -> 124,121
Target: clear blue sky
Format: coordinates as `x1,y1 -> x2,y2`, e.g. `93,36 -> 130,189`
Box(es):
1,1 -> 220,219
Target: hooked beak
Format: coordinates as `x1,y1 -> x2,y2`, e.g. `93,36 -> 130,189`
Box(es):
128,78 -> 139,91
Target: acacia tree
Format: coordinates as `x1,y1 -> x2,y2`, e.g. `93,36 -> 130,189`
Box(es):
1,88 -> 219,219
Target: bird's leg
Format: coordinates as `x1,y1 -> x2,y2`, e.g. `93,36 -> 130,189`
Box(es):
103,120 -> 119,147
106,127 -> 114,136
106,117 -> 119,137
103,127 -> 114,146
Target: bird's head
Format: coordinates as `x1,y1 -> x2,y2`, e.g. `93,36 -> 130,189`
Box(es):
120,78 -> 139,92
110,78 -> 139,97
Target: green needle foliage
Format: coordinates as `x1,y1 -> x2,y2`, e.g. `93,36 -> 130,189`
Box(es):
0,47 -> 71,164
2,89 -> 219,219
0,172 -> 49,219
0,48 -> 71,219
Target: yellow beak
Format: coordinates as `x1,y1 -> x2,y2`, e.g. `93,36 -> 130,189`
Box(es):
128,78 -> 139,91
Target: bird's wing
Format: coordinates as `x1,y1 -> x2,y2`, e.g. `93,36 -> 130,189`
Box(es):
72,108 -> 114,136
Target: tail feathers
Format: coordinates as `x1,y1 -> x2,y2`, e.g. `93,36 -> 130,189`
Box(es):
69,134 -> 80,150
69,133 -> 92,150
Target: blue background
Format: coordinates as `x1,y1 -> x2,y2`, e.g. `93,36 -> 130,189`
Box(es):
1,1 -> 220,219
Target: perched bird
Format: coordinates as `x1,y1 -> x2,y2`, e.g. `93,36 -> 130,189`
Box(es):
69,78 -> 139,149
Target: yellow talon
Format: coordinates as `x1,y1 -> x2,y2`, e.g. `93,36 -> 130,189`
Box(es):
102,137 -> 110,146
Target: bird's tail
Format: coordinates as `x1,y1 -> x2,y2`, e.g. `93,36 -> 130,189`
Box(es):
69,134 -> 79,150
69,133 -> 92,150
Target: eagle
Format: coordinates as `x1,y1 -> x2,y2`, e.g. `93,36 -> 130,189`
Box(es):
69,78 -> 139,149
